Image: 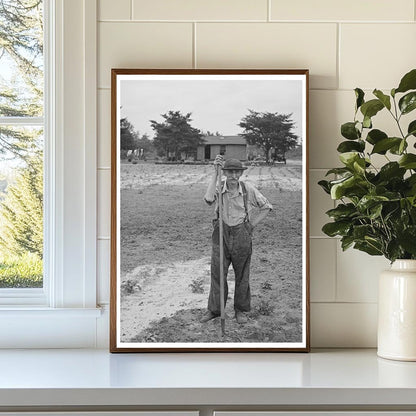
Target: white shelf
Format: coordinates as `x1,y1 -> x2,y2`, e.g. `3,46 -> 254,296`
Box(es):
0,349 -> 416,409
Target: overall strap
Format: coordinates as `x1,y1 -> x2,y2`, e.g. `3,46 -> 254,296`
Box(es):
216,181 -> 249,221
240,181 -> 249,221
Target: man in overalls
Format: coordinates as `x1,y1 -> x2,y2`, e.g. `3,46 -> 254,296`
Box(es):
201,155 -> 273,324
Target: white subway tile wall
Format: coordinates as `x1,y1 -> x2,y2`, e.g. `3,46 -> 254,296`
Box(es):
98,169 -> 111,239
97,0 -> 416,347
132,0 -> 269,21
311,303 -> 378,347
270,0 -> 414,22
310,239 -> 336,302
340,24 -> 416,90
97,239 -> 111,305
309,90 -> 354,169
99,0 -> 131,20
98,22 -> 193,88
336,246 -> 389,303
98,90 -> 111,168
196,23 -> 337,89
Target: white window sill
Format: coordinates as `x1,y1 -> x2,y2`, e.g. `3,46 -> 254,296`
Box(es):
0,307 -> 104,348
0,306 -> 102,316
0,349 -> 415,409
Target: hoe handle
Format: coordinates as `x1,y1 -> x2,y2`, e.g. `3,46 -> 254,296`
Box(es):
217,162 -> 225,336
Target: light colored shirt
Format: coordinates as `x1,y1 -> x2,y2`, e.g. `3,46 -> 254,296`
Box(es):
205,180 -> 273,226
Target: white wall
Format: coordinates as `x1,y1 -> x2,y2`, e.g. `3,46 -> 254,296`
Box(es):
95,0 -> 416,348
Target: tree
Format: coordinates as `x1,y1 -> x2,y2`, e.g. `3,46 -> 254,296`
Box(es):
150,111 -> 204,160
120,117 -> 138,151
201,130 -> 222,137
0,0 -> 43,163
120,118 -> 155,160
0,155 -> 43,258
136,133 -> 154,155
0,0 -> 44,279
239,110 -> 299,163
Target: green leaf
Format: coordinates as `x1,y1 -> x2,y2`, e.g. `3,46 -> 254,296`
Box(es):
322,221 -> 351,237
326,203 -> 357,220
355,88 -> 365,110
407,120 -> 416,137
396,69 -> 416,94
399,92 -> 416,115
399,154 -> 416,169
371,137 -> 402,154
363,115 -> 372,129
341,122 -> 360,140
354,241 -> 383,256
352,224 -> 374,240
325,167 -> 351,176
389,139 -> 408,155
373,89 -> 391,110
318,180 -> 331,194
398,227 -> 416,255
369,203 -> 383,219
405,175 -> 416,197
386,240 -> 402,262
360,99 -> 384,119
337,140 -> 365,153
341,235 -> 355,251
406,174 -> 416,187
366,129 -> 388,145
378,162 -> 406,181
353,158 -> 366,174
357,195 -> 389,211
330,175 -> 362,199
339,152 -> 360,166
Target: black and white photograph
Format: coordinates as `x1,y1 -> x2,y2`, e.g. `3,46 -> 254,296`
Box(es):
110,69 -> 309,352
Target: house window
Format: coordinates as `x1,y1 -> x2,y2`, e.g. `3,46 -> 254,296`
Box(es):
220,145 -> 226,155
0,0 -> 45,291
0,0 -> 99,347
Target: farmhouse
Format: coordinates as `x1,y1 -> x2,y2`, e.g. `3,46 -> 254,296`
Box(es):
197,135 -> 247,160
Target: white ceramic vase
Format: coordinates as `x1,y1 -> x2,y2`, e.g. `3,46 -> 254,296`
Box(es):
378,259 -> 416,361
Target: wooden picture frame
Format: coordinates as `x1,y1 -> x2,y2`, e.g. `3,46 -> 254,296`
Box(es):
110,69 -> 310,352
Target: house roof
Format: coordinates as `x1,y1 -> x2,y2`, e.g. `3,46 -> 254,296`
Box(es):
202,135 -> 246,145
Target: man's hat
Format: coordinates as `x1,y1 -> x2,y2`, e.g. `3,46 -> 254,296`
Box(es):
222,158 -> 247,171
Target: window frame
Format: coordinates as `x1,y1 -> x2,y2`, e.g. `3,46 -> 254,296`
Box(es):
0,0 -> 100,348
0,1 -> 48,304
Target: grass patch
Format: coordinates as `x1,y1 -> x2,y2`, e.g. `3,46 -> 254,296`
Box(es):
189,277 -> 205,294
0,252 -> 43,288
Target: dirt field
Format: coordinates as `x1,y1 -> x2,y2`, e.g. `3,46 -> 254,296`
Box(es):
119,161 -> 304,344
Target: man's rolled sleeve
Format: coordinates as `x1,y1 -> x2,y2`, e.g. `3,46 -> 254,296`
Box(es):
204,195 -> 216,206
204,187 -> 219,206
252,187 -> 273,211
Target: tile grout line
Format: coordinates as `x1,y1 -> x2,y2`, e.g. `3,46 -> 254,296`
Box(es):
98,19 -> 415,24
336,22 -> 340,90
130,0 -> 133,20
333,231 -> 338,303
193,22 -> 197,69
267,0 -> 271,22
311,301 -> 378,305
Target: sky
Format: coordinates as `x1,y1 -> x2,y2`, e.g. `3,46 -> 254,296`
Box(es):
119,75 -> 305,141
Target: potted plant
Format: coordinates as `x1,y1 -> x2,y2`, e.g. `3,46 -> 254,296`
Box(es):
319,68 -> 416,361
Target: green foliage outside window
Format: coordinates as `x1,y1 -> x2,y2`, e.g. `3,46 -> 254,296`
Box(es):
0,0 -> 44,288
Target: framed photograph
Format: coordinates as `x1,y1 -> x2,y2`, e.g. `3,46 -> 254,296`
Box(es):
110,69 -> 310,352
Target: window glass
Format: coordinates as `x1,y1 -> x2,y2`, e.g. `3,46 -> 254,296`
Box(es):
0,0 -> 44,289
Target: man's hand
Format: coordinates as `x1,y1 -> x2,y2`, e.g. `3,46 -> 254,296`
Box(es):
213,154 -> 224,170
